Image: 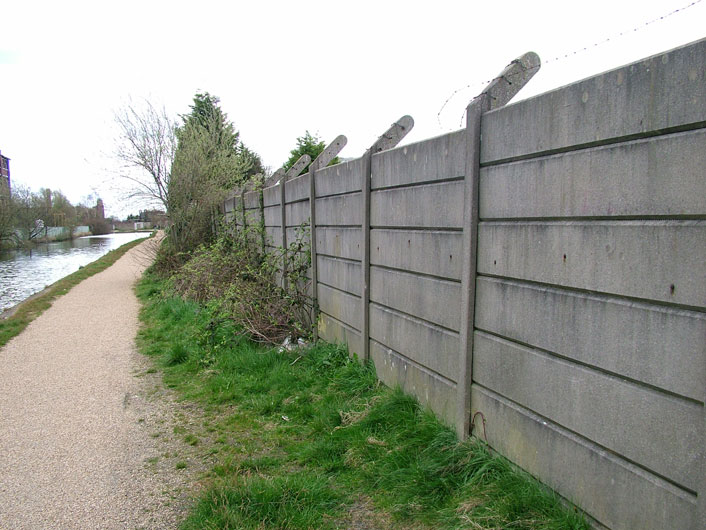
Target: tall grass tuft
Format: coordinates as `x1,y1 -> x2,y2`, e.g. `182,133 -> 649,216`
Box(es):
182,472 -> 344,530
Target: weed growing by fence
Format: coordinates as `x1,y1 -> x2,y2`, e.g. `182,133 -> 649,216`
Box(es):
136,273 -> 589,529
167,223 -> 312,344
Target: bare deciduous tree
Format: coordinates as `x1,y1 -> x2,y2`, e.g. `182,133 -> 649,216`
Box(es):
114,99 -> 176,210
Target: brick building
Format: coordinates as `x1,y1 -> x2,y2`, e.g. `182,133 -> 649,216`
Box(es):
0,150 -> 9,195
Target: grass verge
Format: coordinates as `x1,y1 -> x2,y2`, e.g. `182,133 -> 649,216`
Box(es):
0,235 -> 149,347
137,272 -> 589,530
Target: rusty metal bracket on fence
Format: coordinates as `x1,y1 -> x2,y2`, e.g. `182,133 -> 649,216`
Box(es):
470,411 -> 487,442
309,135 -> 347,342
361,116 -> 414,361
456,51 -> 540,442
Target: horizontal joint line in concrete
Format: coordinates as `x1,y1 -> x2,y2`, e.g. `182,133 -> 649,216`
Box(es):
318,254 -> 362,266
315,190 -> 363,200
480,276 -> 706,320
370,301 -> 460,335
480,121 -> 706,168
480,125 -> 706,170
478,273 -> 706,315
316,224 -> 363,229
370,264 -> 462,285
370,226 -> 463,233
480,219 -> 706,228
284,198 -> 310,205
473,383 -> 699,500
480,215 -> 706,223
370,301 -> 461,337
318,281 -> 362,300
321,311 -> 361,334
369,338 -> 458,388
317,252 -> 363,263
370,175 -> 465,192
475,328 -> 704,407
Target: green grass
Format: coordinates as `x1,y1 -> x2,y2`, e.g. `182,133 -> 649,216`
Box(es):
137,272 -> 589,530
0,235 -> 150,347
183,472 -> 345,530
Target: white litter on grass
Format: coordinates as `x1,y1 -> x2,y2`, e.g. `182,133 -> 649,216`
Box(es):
278,336 -> 308,353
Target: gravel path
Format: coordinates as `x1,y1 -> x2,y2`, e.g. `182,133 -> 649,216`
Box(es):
0,238 -> 193,529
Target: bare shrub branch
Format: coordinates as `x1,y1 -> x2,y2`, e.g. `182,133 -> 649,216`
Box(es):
114,98 -> 177,210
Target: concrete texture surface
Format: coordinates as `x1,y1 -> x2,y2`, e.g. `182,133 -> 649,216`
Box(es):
471,384 -> 696,530
480,129 -> 706,219
480,38 -> 706,163
477,220 -> 706,306
0,238 -> 191,529
369,303 -> 459,382
371,180 -> 464,228
474,276 -> 706,402
473,330 -> 700,490
370,339 -> 457,426
371,129 -> 466,189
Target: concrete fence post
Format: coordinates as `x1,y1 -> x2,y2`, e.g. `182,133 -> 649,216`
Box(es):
456,52 -> 541,440
361,150 -> 372,361
239,189 -> 246,230
258,178 -> 266,254
457,95 -> 485,441
308,136 -> 347,342
279,169 -> 286,261
361,116 -> 414,361
277,157 -> 309,290
701,416 -> 706,530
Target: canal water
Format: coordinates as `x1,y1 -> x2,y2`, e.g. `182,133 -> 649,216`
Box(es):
0,232 -> 149,314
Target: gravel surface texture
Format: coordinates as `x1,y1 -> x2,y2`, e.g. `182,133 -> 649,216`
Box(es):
0,238 -> 198,529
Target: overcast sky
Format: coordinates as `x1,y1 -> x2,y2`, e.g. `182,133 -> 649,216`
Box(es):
1,0 -> 704,218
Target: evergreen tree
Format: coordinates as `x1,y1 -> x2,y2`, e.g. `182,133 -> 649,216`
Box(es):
283,131 -> 340,174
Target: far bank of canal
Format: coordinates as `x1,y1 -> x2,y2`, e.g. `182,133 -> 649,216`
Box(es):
0,232 -> 149,313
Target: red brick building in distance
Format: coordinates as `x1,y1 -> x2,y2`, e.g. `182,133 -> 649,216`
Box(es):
0,150 -> 9,195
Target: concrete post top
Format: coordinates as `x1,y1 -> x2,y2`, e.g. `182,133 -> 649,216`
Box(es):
473,51 -> 541,111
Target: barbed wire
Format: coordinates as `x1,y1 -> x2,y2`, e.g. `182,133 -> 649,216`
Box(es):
437,0 -> 704,130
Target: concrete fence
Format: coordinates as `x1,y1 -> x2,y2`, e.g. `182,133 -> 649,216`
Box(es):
42,225 -> 91,240
223,38 -> 706,530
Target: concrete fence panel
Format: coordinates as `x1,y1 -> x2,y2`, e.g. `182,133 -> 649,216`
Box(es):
471,385 -> 695,530
315,158 -> 364,197
474,277 -> 706,402
477,220 -> 705,306
479,129 -> 706,219
480,39 -> 706,164
318,255 -> 361,297
285,173 -> 310,203
371,129 -> 466,189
